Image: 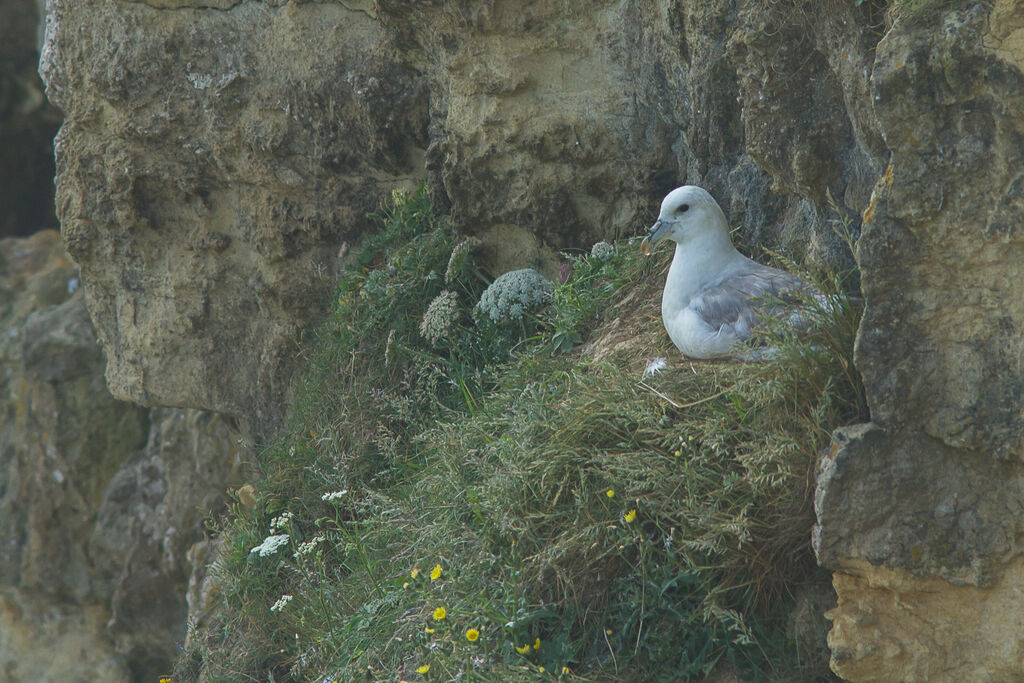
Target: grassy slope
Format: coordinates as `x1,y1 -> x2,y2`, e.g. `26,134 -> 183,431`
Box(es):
176,187 -> 863,682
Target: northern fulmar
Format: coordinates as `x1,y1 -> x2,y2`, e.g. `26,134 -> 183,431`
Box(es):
641,185 -> 812,359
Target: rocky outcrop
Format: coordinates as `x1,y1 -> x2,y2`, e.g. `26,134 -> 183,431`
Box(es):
40,0 -> 430,430
40,0 -> 871,434
812,3 -> 1024,679
34,0 -> 1024,680
0,231 -> 242,680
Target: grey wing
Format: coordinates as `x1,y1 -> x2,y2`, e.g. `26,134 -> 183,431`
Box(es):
690,261 -> 807,340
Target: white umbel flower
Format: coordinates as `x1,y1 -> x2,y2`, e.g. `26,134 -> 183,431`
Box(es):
250,534 -> 290,557
270,594 -> 293,612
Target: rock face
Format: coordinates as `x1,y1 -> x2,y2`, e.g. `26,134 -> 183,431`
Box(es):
812,3 -> 1024,679
33,0 -> 1024,680
40,0 -> 869,433
0,231 -> 241,681
41,0 -> 430,429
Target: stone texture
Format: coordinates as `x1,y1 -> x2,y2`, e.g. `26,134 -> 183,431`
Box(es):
32,0 -> 1024,680
827,558 -> 1024,682
40,0 -> 873,433
41,0 -> 429,430
812,3 -> 1024,678
0,231 -> 242,680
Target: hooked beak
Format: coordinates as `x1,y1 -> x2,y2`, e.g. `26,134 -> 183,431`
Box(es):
640,218 -> 671,256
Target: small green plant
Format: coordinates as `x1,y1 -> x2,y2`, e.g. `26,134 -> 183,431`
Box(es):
177,187 -> 863,682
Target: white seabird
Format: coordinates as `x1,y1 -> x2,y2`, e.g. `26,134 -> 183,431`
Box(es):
641,185 -> 811,359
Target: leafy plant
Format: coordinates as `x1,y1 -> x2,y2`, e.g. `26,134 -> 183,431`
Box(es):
177,188 -> 862,683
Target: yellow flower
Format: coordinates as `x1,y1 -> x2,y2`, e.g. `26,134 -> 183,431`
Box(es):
159,679 -> 172,683
425,626 -> 435,634
539,666 -> 545,672
533,637 -> 541,650
624,509 -> 637,523
515,643 -> 531,654
432,606 -> 447,620
562,666 -> 570,674
416,664 -> 430,674
674,449 -> 681,456
411,567 -> 420,579
465,628 -> 480,642
430,563 -> 442,580
403,582 -> 410,589
605,489 -> 614,498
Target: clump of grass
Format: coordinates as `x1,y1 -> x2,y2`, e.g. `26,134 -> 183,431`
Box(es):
176,187 -> 863,682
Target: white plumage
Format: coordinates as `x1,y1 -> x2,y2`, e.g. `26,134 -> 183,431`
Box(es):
641,186 -> 810,359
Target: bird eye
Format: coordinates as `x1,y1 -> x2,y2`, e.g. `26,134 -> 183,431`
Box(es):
676,204 -> 690,214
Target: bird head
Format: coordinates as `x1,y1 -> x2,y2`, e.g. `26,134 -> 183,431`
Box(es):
641,186 -> 727,255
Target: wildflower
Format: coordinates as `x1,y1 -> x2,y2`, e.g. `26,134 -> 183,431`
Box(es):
624,509 -> 637,523
411,567 -> 420,579
270,594 -> 293,612
420,289 -> 460,345
590,240 -> 615,261
476,268 -> 552,323
403,582 -> 410,589
294,535 -> 325,559
562,666 -> 571,674
159,678 -> 172,683
605,489 -> 614,498
539,666 -> 545,673
430,563 -> 442,580
425,626 -> 435,634
269,511 -> 294,532
533,637 -> 541,650
416,664 -> 430,674
674,449 -> 681,456
445,237 -> 479,284
515,643 -> 531,654
321,490 -> 348,502
465,628 -> 480,642
432,606 -> 447,620
643,357 -> 667,378
250,534 -> 290,557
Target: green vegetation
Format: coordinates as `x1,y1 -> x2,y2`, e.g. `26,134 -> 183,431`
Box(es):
176,185 -> 864,682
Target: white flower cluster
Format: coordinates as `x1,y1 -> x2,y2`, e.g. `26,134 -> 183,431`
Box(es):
270,594 -> 293,612
420,289 -> 460,345
250,534 -> 290,557
590,241 -> 615,261
321,489 -> 349,502
270,511 -> 294,533
294,535 -> 325,559
475,268 -> 552,323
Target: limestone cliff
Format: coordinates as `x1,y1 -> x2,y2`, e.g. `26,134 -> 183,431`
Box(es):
0,231 -> 242,680
20,0 -> 1024,680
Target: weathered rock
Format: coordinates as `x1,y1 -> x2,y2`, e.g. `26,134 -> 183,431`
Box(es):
35,0 -> 1024,680
813,2 -> 1024,679
0,587 -> 130,682
0,0 -> 62,237
40,0 -> 874,433
826,558 -> 1024,682
0,231 -> 242,680
41,0 -> 429,430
